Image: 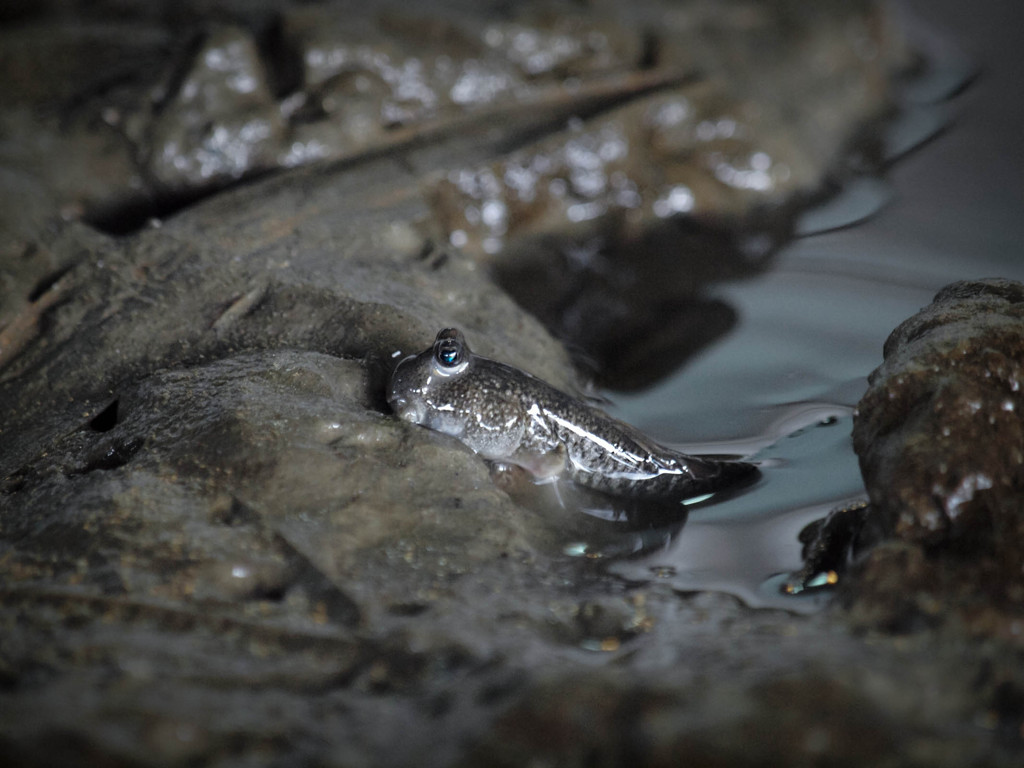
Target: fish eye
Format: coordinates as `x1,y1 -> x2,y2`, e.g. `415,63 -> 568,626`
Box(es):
435,339 -> 463,367
439,345 -> 461,366
433,328 -> 468,371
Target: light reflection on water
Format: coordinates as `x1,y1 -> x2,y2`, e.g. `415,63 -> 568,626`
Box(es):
529,396 -> 870,613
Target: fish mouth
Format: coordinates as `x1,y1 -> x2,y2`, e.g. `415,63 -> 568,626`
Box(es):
388,393 -> 424,424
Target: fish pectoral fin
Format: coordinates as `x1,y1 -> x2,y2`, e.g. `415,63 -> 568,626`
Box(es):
513,443 -> 568,480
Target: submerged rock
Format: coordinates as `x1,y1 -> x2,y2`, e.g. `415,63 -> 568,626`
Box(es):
850,279 -> 1024,636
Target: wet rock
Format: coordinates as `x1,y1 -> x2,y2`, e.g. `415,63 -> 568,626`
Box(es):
282,4 -> 645,121
0,138 -> 593,765
0,2 -> 650,234
0,0 -> 906,388
850,278 -> 1024,637
854,278 -> 1024,544
145,26 -> 286,194
429,13 -> 897,264
782,500 -> 877,595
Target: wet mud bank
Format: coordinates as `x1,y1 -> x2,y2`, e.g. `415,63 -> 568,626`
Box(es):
2,1 -> 1023,766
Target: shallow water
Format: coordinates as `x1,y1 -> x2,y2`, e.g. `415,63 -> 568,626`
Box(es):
557,3 -> 1024,611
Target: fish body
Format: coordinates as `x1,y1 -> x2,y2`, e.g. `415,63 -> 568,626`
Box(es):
388,328 -> 757,501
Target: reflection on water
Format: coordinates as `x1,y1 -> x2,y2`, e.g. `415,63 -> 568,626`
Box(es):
502,399 -> 866,613
605,405 -> 865,614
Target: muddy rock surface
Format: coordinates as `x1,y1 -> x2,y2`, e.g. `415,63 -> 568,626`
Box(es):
2,1 -> 1023,767
0,0 -> 902,386
851,279 -> 1024,638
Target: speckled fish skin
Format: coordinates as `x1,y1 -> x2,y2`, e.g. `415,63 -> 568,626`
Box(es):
388,328 -> 757,501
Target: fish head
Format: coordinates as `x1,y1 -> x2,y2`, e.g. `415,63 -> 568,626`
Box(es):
387,328 -> 474,435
